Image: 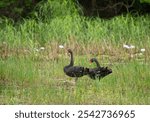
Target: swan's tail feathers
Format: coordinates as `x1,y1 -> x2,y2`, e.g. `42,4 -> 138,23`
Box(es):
87,67 -> 112,80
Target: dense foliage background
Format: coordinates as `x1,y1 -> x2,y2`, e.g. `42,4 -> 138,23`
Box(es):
0,0 -> 41,20
0,0 -> 150,20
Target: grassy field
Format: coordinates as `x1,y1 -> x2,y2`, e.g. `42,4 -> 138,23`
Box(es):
0,41 -> 150,104
0,1 -> 150,104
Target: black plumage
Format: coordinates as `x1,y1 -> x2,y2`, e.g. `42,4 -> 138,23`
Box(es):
88,58 -> 112,80
64,49 -> 89,82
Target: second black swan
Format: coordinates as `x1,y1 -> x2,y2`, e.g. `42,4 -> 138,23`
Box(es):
88,58 -> 112,80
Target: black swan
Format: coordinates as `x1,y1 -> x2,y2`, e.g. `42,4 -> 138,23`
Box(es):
88,58 -> 112,80
64,49 -> 89,82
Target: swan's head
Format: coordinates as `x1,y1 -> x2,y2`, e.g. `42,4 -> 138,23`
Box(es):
90,58 -> 97,63
67,49 -> 72,54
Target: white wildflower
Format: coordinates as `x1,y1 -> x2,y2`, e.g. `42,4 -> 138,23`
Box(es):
123,44 -> 130,49
130,54 -> 134,58
59,45 -> 64,49
40,47 -> 45,50
2,41 -> 7,45
140,48 -> 145,52
130,45 -> 135,49
123,44 -> 135,49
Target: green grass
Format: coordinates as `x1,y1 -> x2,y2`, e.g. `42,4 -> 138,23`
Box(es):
0,14 -> 150,47
0,50 -> 150,104
0,1 -> 150,104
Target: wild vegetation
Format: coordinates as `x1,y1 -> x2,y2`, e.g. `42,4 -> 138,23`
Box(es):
0,0 -> 150,104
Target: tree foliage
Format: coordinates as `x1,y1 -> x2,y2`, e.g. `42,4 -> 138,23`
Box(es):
0,0 -> 150,20
77,0 -> 150,18
140,0 -> 150,3
0,0 -> 42,20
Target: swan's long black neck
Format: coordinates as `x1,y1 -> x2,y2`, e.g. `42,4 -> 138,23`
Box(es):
69,51 -> 74,66
94,59 -> 100,67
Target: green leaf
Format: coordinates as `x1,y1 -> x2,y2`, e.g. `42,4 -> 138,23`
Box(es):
140,0 -> 150,3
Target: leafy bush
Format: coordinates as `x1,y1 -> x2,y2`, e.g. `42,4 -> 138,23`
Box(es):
0,0 -> 42,20
140,0 -> 150,3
